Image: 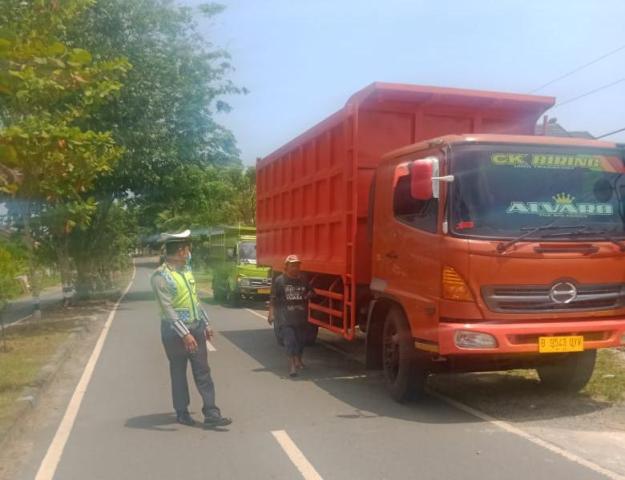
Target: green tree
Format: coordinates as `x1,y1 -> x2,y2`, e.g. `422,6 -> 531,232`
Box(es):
141,165 -> 256,233
0,0 -> 130,304
62,0 -> 245,287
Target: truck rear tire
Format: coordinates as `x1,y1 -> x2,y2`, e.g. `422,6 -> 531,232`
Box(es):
536,350 -> 596,393
382,307 -> 427,402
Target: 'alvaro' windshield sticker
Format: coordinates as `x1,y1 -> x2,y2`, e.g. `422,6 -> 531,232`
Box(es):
506,193 -> 613,218
491,153 -> 611,172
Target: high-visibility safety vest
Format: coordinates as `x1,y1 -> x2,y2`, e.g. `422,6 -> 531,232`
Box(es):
153,264 -> 201,325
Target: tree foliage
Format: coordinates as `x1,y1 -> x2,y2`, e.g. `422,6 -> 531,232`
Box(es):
0,0 -> 132,300
0,0 -> 130,203
70,0 -> 244,198
140,165 -> 256,233
1,1 -> 247,299
63,0 -> 247,291
0,238 -> 27,308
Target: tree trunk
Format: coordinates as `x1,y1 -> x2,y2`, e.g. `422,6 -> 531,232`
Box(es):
21,201 -> 41,319
55,236 -> 73,306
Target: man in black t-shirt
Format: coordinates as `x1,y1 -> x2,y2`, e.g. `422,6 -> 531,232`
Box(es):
268,254 -> 313,377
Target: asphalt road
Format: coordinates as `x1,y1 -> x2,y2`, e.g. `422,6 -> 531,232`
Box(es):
18,261 -> 615,479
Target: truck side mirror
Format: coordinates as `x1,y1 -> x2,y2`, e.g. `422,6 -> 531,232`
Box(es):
410,157 -> 453,200
410,157 -> 436,200
226,247 -> 235,259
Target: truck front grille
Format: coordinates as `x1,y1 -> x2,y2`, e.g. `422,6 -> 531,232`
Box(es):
482,283 -> 625,313
249,278 -> 271,288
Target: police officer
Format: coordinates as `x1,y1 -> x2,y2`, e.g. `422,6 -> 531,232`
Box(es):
151,230 -> 231,427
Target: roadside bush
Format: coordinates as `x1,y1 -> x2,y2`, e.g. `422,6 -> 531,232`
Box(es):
0,246 -> 21,306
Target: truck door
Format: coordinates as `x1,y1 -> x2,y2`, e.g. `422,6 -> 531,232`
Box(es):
375,158 -> 442,342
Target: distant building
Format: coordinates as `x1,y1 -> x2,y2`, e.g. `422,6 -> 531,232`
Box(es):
536,118 -> 595,139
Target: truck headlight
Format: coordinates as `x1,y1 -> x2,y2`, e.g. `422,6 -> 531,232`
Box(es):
240,278 -> 250,287
455,330 -> 498,349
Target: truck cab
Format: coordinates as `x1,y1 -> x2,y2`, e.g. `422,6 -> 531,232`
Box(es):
369,134 -> 625,399
208,228 -> 271,305
233,236 -> 272,300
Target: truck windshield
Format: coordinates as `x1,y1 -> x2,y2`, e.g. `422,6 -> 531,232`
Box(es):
239,242 -> 257,261
450,145 -> 625,240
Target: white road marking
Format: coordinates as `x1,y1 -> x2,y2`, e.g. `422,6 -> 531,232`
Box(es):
206,340 -> 217,352
34,265 -> 137,480
429,391 -> 625,480
317,374 -> 368,381
245,308 -> 268,320
271,430 -> 323,480
5,313 -> 33,329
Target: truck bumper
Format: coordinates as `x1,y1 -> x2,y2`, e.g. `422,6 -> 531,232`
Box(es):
239,286 -> 271,296
437,319 -> 625,355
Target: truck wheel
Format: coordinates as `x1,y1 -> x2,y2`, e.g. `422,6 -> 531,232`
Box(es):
536,350 -> 596,393
382,307 -> 427,402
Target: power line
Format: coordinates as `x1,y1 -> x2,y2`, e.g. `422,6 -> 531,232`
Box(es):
597,126 -> 625,139
530,43 -> 625,93
551,77 -> 625,109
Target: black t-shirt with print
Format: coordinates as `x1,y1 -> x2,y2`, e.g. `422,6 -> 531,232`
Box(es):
271,274 -> 311,327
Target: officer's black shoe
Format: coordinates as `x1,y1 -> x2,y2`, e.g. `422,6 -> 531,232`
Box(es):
176,411 -> 196,426
204,415 -> 232,427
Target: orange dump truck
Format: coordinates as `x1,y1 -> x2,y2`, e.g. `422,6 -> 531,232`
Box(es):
256,82 -> 625,401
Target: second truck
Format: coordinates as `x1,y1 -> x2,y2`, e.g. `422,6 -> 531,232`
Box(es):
256,82 -> 625,401
207,226 -> 271,305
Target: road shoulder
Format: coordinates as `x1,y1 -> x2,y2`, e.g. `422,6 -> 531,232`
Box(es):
0,300 -> 123,480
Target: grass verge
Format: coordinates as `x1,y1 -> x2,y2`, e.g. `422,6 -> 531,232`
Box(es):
0,319 -> 78,434
584,348 -> 625,402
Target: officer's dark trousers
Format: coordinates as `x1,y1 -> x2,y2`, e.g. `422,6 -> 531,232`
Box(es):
161,327 -> 220,417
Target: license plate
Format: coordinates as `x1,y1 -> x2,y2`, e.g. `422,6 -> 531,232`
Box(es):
538,335 -> 584,353
257,288 -> 270,295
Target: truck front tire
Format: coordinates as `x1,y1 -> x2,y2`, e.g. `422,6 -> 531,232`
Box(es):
536,350 -> 596,393
382,307 -> 427,402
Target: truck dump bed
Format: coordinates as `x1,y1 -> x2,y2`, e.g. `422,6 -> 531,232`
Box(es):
257,83 -> 553,338
257,82 -> 554,280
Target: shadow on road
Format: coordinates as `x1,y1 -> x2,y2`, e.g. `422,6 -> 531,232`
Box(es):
221,328 -> 476,425
221,327 -> 611,427
125,412 -> 231,433
125,413 -> 179,432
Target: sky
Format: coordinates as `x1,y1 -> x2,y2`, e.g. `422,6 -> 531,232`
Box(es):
190,0 -> 625,165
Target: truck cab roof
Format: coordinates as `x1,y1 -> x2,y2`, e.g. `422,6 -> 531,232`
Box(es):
382,133 -> 621,164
